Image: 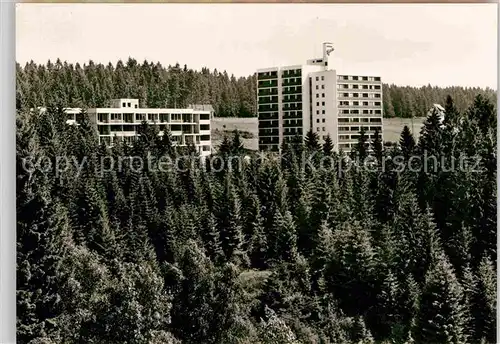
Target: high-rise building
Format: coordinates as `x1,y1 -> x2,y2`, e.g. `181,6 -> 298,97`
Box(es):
46,98 -> 213,157
257,43 -> 383,152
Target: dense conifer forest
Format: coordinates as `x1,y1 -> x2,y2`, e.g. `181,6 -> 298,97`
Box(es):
16,59 -> 496,117
17,77 -> 497,344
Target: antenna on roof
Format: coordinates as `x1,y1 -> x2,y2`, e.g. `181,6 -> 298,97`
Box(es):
323,42 -> 334,56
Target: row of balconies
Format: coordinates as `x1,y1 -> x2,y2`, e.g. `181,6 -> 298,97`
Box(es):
337,86 -> 382,92
97,123 -> 208,135
338,103 -> 382,108
338,133 -> 381,142
259,113 -> 279,120
337,76 -> 381,82
338,95 -> 382,100
99,133 -> 212,147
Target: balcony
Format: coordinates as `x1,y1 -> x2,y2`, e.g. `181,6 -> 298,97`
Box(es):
282,87 -> 302,95
259,120 -> 278,129
258,80 -> 278,88
259,104 -> 279,112
282,79 -> 302,87
258,88 -> 278,96
283,121 -> 302,128
282,70 -> 302,78
257,72 -> 278,80
282,96 -> 302,103
282,104 -> 302,111
259,113 -> 279,121
258,96 -> 279,104
259,129 -> 279,137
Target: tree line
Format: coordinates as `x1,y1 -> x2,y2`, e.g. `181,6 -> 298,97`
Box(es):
16,59 -> 496,118
17,91 -> 496,343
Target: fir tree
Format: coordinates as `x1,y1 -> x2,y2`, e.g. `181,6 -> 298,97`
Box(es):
413,252 -> 467,344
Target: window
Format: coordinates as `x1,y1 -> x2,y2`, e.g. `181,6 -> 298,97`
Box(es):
322,118 -> 325,123
361,118 -> 369,122
128,102 -> 131,107
353,76 -> 358,81
316,110 -> 320,114
338,118 -> 349,123
321,76 -> 324,81
316,102 -> 320,106
321,85 -> 325,89
316,119 -> 320,123
363,85 -> 368,89
375,102 -> 381,106
353,85 -> 359,89
375,94 -> 381,98
362,76 -> 368,81
135,104 -> 138,108
363,93 -> 369,98
343,93 -> 349,97
322,93 -> 325,98
353,93 -> 359,98
339,135 -> 350,140
353,101 -> 359,106
363,102 -> 369,106
316,94 -> 319,98
322,110 -> 325,114
343,76 -> 349,80
122,102 -> 126,107
202,145 -> 211,151
317,127 -> 320,132
316,77 -> 319,81
322,127 -> 325,131
374,77 -> 381,81
322,102 -> 325,106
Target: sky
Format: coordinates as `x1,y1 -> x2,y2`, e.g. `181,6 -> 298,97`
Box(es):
16,3 -> 498,89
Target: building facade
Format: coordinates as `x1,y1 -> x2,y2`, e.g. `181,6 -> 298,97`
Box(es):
62,98 -> 213,157
257,43 -> 383,152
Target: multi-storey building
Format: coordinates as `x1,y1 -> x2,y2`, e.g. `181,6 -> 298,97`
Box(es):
257,43 -> 383,152
60,98 -> 213,157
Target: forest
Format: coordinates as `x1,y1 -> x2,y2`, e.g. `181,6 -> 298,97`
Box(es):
17,88 -> 496,343
16,59 -> 496,118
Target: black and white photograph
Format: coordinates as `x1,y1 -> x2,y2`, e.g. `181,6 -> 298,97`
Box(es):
13,3 -> 498,344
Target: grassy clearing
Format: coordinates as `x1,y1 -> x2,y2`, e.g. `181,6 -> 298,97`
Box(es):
211,117 -> 426,150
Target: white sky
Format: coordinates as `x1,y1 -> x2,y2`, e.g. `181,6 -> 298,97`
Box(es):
16,3 -> 498,88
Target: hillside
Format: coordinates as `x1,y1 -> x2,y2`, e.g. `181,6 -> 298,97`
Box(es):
16,59 -> 496,118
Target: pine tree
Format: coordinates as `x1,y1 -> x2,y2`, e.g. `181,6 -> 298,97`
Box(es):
471,256 -> 496,343
322,134 -> 334,155
413,252 -> 467,344
231,129 -> 244,155
304,128 -> 321,152
399,125 -> 416,160
355,126 -> 369,161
